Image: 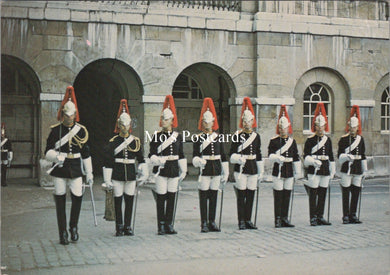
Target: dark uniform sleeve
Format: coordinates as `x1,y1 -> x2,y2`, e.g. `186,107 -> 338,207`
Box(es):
136,142 -> 146,164
44,128 -> 56,154
268,138 -> 277,156
193,139 -> 201,158
292,139 -> 299,162
103,142 -> 115,169
256,134 -> 262,161
303,138 -> 311,158
328,138 -> 334,162
178,134 -> 185,160
337,137 -> 344,158
361,137 -> 366,160
79,127 -> 91,159
229,138 -> 239,157
148,134 -> 158,158
220,138 -> 227,162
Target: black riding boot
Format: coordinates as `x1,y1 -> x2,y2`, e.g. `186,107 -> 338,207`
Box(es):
245,189 -> 257,229
69,193 -> 83,241
114,196 -> 124,236
208,190 -> 220,232
341,186 -> 351,224
317,187 -> 331,225
235,188 -> 246,230
156,193 -> 166,235
165,192 -> 178,234
306,185 -> 318,226
199,190 -> 209,233
350,185 -> 362,224
123,194 -> 134,236
273,190 -> 283,228
281,189 -> 294,227
54,194 -> 69,245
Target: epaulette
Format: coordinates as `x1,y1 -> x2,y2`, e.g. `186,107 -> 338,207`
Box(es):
342,133 -> 350,138
271,135 -> 280,140
109,135 -> 119,142
76,122 -> 86,130
234,130 -> 242,135
50,122 -> 61,128
197,132 -> 204,136
309,134 -> 316,138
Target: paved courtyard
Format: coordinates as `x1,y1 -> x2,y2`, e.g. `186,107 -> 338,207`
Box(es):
1,176 -> 389,274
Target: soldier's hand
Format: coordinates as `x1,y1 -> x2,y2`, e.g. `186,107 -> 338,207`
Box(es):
86,173 -> 94,185
56,155 -> 65,164
102,182 -> 112,190
277,156 -> 286,164
313,160 -> 322,168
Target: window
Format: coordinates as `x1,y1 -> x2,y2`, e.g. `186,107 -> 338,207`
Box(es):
303,83 -> 331,132
172,74 -> 203,100
381,86 -> 390,131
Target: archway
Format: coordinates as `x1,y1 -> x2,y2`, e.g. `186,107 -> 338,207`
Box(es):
1,54 -> 41,180
172,62 -> 236,161
73,59 -> 144,174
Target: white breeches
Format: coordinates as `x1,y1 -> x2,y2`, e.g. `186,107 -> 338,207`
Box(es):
306,174 -> 331,188
155,176 -> 179,194
272,177 -> 294,191
112,180 -> 136,197
340,173 -> 363,187
198,176 -> 221,191
234,172 -> 257,191
53,177 -> 83,196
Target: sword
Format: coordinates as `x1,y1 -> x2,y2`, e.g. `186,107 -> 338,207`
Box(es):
237,163 -> 244,180
132,178 -> 144,233
288,178 -> 295,223
218,185 -> 224,230
83,181 -> 97,226
172,177 -> 183,227
358,176 -> 365,221
154,164 -> 164,178
254,177 -> 261,227
327,181 -> 331,223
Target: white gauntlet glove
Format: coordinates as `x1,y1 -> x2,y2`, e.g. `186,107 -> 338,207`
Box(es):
83,157 -> 94,185
256,160 -> 264,181
102,167 -> 113,189
137,163 -> 149,184
150,155 -> 166,167
230,153 -> 246,166
293,161 -> 303,179
221,161 -> 229,184
330,161 -> 336,179
192,156 -> 206,168
178,158 -> 187,182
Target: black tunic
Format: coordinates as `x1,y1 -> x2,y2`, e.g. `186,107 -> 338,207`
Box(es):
337,134 -> 366,175
303,134 -> 334,176
268,136 -> 299,178
1,137 -> 12,163
45,123 -> 90,179
229,131 -> 262,175
148,131 -> 185,178
193,132 -> 228,176
104,134 -> 145,181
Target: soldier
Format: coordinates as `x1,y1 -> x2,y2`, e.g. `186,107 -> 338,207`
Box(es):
102,99 -> 148,236
268,105 -> 302,228
45,86 -> 93,245
1,123 -> 13,187
303,102 -> 335,226
192,97 -> 229,233
149,95 -> 187,235
337,105 -> 367,224
229,97 -> 263,230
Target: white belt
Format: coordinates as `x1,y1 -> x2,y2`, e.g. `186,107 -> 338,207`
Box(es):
283,157 -> 293,162
161,155 -> 179,161
59,152 -> 81,159
115,158 -> 135,164
242,154 -> 256,160
350,155 -> 362,160
1,150 -> 8,152
202,155 -> 221,160
313,155 -> 329,160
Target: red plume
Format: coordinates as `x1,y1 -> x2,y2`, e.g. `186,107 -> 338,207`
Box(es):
198,97 -> 219,131
159,95 -> 178,128
57,86 -> 80,122
239,97 -> 257,129
311,102 -> 329,132
345,105 -> 362,135
276,105 -> 293,134
114,99 -> 131,133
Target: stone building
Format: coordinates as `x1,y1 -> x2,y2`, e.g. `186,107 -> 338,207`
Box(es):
1,1 -> 389,185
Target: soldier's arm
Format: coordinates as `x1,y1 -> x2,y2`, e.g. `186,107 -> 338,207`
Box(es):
256,134 -> 262,161
292,139 -> 299,161
328,138 -> 335,161
178,134 -> 185,160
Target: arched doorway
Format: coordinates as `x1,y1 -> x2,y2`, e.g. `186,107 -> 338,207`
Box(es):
74,59 -> 143,174
1,54 -> 41,180
172,63 -> 236,162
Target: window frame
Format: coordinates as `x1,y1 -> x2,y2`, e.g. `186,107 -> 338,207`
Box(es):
380,86 -> 390,134
172,74 -> 203,100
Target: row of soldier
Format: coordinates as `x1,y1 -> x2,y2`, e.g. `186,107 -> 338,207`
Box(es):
45,86 -> 366,245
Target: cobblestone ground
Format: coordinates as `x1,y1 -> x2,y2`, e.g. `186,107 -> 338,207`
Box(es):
1,177 -> 389,274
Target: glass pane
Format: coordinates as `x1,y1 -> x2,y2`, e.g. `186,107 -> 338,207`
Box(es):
312,94 -> 320,101
311,84 -> 321,93
382,88 -> 389,102
382,118 -> 386,130
311,103 -> 317,114
304,117 -> 310,130
172,91 -> 188,99
381,104 -> 386,116
324,104 -> 328,114
191,90 -> 197,99
191,79 -> 198,88
320,88 -> 329,101
386,105 -> 390,116
174,74 -> 189,88
304,89 -> 312,100
304,103 -> 309,115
